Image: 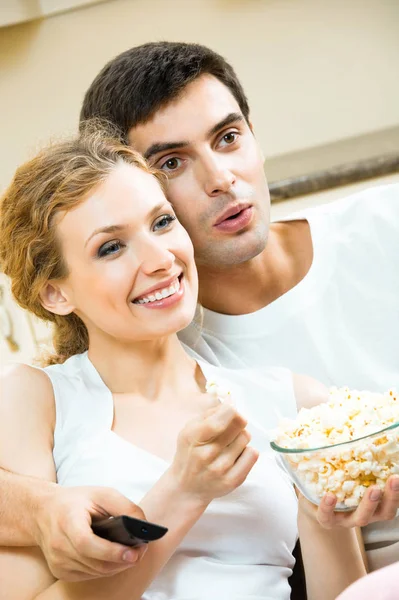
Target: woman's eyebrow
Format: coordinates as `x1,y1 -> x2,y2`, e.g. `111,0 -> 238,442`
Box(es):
85,224 -> 125,247
84,203 -> 169,247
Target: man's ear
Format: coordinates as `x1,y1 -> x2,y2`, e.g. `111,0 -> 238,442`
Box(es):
39,282 -> 75,316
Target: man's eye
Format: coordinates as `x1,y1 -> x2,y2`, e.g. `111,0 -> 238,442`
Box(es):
153,214 -> 176,231
97,240 -> 124,258
220,132 -> 238,146
160,157 -> 182,171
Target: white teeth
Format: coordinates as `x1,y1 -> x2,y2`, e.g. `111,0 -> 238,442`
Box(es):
134,277 -> 181,304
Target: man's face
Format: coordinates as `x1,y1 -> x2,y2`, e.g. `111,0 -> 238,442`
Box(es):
129,75 -> 271,268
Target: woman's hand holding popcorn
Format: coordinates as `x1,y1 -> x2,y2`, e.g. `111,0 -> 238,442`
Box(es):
298,474 -> 399,529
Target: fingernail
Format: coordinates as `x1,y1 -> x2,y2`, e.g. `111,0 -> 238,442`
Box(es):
123,550 -> 138,563
390,477 -> 399,492
370,488 -> 381,501
324,494 -> 336,506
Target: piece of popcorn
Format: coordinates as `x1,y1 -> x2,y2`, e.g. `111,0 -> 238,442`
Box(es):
205,380 -> 233,404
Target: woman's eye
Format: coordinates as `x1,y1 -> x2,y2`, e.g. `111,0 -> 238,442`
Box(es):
97,240 -> 124,258
160,157 -> 182,172
220,131 -> 238,147
153,214 -> 176,231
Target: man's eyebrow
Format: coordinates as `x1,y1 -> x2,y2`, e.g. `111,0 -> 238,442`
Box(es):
144,142 -> 188,162
84,203 -> 168,247
144,112 -> 244,162
207,112 -> 244,138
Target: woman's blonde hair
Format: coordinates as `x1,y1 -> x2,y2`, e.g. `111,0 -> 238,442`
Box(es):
0,121 -> 164,365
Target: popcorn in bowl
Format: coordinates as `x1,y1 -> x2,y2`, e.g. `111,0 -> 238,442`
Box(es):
270,387 -> 399,510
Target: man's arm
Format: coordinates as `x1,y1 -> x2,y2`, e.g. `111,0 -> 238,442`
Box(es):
0,365 -> 146,581
0,468 -> 56,546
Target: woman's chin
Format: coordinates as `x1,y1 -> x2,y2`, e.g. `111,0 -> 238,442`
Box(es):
166,307 -> 197,335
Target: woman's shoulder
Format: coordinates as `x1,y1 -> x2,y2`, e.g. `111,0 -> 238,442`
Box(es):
1,362 -> 55,416
0,363 -> 56,470
1,361 -> 53,394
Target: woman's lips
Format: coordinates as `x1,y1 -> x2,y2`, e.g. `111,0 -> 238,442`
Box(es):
133,273 -> 181,302
132,275 -> 185,309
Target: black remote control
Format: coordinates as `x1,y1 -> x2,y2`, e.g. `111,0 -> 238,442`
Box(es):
92,515 -> 168,547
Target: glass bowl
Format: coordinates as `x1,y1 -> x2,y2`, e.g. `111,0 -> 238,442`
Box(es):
270,421 -> 399,511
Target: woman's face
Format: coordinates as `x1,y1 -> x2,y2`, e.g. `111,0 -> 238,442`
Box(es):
53,163 -> 198,344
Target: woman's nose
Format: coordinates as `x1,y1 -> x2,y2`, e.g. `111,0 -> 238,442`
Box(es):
140,241 -> 175,275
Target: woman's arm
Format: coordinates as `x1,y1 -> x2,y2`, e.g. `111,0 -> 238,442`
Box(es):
298,501 -> 367,600
0,364 -> 59,595
0,370 -> 257,599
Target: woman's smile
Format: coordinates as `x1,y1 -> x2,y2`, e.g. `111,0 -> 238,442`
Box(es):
132,274 -> 184,309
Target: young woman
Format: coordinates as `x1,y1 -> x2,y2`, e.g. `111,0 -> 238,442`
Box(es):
0,127 -> 373,599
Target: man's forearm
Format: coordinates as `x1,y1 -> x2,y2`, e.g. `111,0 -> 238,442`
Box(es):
0,468 -> 55,546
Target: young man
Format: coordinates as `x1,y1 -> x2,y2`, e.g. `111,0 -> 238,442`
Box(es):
80,42 -> 399,571
80,42 -> 399,388
1,42 -> 398,581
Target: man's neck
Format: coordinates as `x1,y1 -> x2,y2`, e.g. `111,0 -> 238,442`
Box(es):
197,220 -> 313,316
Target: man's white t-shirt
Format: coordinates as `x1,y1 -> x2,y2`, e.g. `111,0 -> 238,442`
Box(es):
179,183 -> 399,570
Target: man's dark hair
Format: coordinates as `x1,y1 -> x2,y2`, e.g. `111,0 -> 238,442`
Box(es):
80,42 -> 250,137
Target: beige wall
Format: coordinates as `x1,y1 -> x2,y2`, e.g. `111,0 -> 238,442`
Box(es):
0,0 -> 398,189
0,0 -> 106,27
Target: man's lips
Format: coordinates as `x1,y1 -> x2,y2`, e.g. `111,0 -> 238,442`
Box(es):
213,203 -> 252,226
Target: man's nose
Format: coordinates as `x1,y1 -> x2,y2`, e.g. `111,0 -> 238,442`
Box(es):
202,156 -> 236,197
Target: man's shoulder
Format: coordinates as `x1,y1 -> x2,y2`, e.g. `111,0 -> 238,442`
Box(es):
279,182 -> 399,224
332,182 -> 394,215
278,183 -> 399,256
323,182 -> 398,219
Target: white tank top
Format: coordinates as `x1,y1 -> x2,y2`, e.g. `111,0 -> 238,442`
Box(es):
43,351 -> 298,600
